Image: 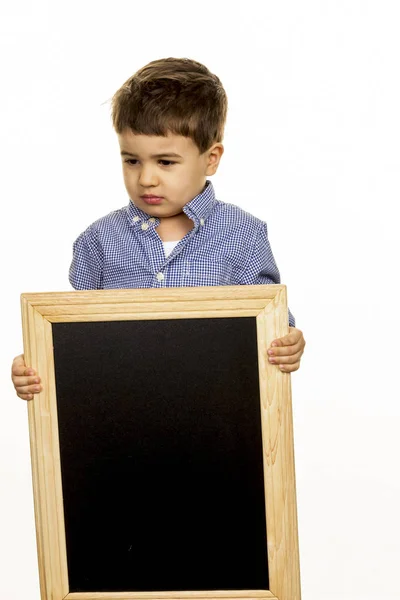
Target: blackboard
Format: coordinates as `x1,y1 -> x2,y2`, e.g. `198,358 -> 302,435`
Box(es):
52,317 -> 269,593
21,285 -> 300,600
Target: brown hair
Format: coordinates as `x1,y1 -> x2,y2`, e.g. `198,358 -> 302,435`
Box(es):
111,57 -> 228,154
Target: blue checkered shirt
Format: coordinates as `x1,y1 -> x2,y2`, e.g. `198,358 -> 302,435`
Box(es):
69,180 -> 295,326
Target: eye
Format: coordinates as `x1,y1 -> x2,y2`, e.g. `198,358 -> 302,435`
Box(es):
124,159 -> 176,166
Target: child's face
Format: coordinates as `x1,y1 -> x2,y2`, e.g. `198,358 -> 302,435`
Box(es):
118,129 -> 223,218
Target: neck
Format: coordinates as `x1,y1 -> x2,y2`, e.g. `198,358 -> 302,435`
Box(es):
156,212 -> 194,242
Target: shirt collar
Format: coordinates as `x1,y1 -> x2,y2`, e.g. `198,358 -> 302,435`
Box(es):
183,179 -> 216,224
125,179 -> 216,228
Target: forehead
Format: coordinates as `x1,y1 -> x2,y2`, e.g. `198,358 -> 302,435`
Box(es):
117,129 -> 198,157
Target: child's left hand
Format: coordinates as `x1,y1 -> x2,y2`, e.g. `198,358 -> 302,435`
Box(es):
267,327 -> 306,373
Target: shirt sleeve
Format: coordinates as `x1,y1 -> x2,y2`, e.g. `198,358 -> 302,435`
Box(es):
238,222 -> 296,327
69,225 -> 103,290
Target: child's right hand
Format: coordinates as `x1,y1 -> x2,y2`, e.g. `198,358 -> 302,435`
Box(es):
11,354 -> 42,400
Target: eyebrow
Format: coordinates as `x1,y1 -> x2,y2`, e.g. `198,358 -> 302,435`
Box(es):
120,150 -> 183,159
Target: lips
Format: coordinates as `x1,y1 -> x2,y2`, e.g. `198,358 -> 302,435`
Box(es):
141,195 -> 164,205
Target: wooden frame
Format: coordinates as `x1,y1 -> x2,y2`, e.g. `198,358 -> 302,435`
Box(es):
21,284 -> 301,600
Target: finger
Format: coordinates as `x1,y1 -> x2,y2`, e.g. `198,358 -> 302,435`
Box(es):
268,341 -> 304,358
269,350 -> 303,365
12,354 -> 28,374
12,354 -> 25,367
12,363 -> 36,378
12,366 -> 37,378
278,361 -> 300,373
270,338 -> 284,348
15,383 -> 42,395
271,328 -> 303,348
13,375 -> 41,388
17,392 -> 35,401
273,333 -> 301,348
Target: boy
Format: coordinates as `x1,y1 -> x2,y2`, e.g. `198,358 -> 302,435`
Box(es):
12,57 -> 305,399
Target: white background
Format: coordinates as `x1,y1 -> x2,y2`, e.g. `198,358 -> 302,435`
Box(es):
1,1 -> 399,598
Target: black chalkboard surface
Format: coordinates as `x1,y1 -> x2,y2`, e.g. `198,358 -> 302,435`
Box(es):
52,317 -> 269,593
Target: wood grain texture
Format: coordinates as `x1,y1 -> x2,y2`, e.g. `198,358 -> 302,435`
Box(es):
28,300 -> 268,317
22,298 -> 47,598
21,300 -> 69,599
256,288 -> 301,600
21,285 -> 282,307
20,284 -> 300,600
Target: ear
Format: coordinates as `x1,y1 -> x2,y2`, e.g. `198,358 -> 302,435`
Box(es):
205,143 -> 224,176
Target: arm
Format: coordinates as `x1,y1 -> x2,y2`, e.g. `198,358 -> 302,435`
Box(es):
238,222 -> 305,372
237,222 -> 296,326
69,225 -> 104,290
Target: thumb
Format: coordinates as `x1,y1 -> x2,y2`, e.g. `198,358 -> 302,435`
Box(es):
271,331 -> 296,347
12,354 -> 35,376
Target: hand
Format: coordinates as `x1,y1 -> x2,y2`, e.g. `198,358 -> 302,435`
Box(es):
267,327 -> 306,373
11,354 -> 42,400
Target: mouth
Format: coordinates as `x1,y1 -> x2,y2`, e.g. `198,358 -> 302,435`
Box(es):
140,195 -> 164,205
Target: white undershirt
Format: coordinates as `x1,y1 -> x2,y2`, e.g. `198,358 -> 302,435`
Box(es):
162,240 -> 180,257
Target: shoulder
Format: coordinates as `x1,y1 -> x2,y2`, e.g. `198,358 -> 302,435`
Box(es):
74,206 -> 130,241
211,199 -> 266,232
87,206 -> 129,231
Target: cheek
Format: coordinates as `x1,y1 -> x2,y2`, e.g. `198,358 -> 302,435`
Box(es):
122,169 -> 134,188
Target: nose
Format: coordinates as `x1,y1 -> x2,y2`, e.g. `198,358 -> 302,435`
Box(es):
138,164 -> 158,187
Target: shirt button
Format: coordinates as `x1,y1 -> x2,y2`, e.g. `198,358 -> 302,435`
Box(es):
141,223 -> 149,231
133,216 -> 140,222
156,272 -> 165,281
200,218 -> 205,226
148,218 -> 156,223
